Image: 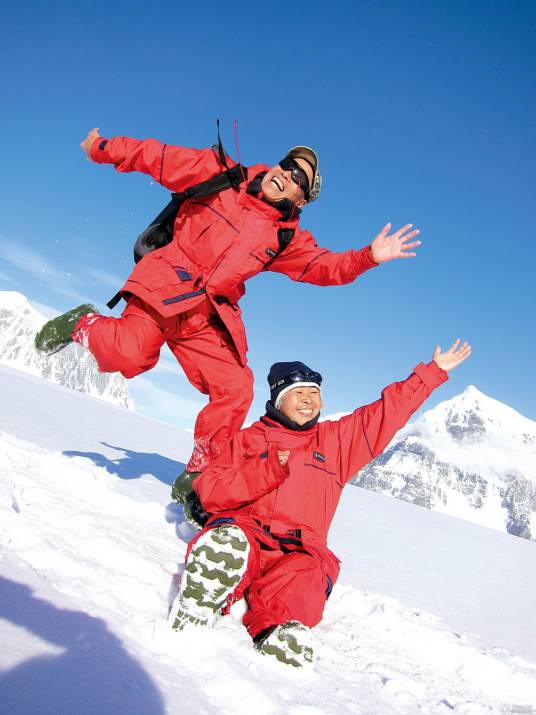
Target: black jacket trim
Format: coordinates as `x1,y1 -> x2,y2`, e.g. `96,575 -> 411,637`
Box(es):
159,144 -> 167,184
162,288 -> 206,305
297,249 -> 329,281
304,462 -> 338,478
361,408 -> 374,459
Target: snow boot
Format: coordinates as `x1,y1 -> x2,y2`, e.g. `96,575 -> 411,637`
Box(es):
34,303 -> 98,355
171,469 -> 199,504
183,490 -> 211,529
169,524 -> 250,630
171,469 -> 210,529
255,621 -> 314,668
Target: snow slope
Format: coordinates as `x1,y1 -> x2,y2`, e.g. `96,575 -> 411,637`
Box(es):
1,366 -> 536,714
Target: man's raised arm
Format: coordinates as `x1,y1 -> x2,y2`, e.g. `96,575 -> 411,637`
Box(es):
335,339 -> 471,483
80,127 -> 223,193
267,222 -> 421,286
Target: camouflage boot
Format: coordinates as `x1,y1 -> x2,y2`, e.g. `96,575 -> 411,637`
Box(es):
169,524 -> 250,631
171,469 -> 199,505
34,303 -> 98,355
256,620 -> 314,668
171,469 -> 210,529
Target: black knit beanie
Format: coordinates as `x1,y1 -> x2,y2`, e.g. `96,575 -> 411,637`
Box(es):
268,361 -> 322,409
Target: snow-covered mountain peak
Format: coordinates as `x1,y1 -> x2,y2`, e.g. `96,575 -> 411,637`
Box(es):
0,290 -> 44,329
0,290 -> 132,409
0,290 -> 33,311
355,384 -> 536,539
411,385 -> 536,448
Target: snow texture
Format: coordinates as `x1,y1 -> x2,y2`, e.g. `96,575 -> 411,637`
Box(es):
0,291 -> 132,409
1,365 -> 536,713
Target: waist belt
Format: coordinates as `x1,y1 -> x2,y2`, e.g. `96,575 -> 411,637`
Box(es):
255,520 -> 303,548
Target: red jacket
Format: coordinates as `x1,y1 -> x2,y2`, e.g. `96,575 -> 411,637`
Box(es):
91,136 -> 378,364
193,361 -> 447,570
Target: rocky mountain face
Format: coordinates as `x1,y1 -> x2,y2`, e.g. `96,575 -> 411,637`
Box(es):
351,386 -> 536,540
0,291 -> 132,409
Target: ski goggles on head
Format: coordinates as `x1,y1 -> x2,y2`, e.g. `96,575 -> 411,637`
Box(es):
278,157 -> 311,197
270,370 -> 323,392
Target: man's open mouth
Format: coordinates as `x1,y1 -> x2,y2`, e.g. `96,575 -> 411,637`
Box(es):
271,176 -> 284,192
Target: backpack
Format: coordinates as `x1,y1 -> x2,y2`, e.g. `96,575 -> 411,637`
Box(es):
132,162 -> 247,264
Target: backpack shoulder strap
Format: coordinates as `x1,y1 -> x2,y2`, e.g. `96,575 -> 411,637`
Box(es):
276,227 -> 295,256
264,227 -> 295,270
179,163 -> 247,201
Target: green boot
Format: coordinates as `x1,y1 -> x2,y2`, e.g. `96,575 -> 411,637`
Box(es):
34,303 -> 98,355
169,524 -> 250,631
256,621 -> 314,668
171,469 -> 200,505
171,470 -> 209,529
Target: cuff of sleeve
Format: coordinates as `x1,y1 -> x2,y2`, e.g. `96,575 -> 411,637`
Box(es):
89,136 -> 110,163
269,453 -> 290,485
353,245 -> 379,275
365,245 -> 379,267
277,461 -> 290,479
413,361 -> 448,390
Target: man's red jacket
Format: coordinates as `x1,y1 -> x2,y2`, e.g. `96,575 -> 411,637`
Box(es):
192,361 -> 448,580
90,137 -> 378,365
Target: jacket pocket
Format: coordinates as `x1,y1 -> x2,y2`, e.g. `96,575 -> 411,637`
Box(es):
162,287 -> 206,305
304,462 -> 343,488
128,254 -> 200,293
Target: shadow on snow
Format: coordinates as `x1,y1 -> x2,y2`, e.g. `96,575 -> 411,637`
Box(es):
0,576 -> 166,715
63,442 -> 185,486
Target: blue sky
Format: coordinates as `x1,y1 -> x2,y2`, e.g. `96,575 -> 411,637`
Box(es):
1,0 -> 535,428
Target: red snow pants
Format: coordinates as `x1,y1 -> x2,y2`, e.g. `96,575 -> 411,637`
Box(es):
187,520 -> 334,639
84,297 -> 254,471
243,546 -> 332,639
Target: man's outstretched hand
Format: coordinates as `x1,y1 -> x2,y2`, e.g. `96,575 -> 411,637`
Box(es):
433,339 -> 472,372
370,223 -> 421,263
80,127 -> 102,159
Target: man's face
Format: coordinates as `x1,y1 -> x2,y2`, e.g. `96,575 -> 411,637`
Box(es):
279,385 -> 322,425
260,158 -> 314,208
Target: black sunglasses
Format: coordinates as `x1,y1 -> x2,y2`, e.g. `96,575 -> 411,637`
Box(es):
279,158 -> 311,196
270,370 -> 323,392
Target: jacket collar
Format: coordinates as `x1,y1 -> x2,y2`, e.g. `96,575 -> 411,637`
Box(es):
263,401 -> 320,431
259,415 -> 318,448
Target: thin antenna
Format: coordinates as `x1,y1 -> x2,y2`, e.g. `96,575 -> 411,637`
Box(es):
233,118 -> 247,183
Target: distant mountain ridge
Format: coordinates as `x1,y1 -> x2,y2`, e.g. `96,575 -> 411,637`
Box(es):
351,385 -> 536,540
0,291 -> 132,409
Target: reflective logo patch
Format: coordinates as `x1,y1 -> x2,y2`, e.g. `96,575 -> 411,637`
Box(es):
313,451 -> 326,462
